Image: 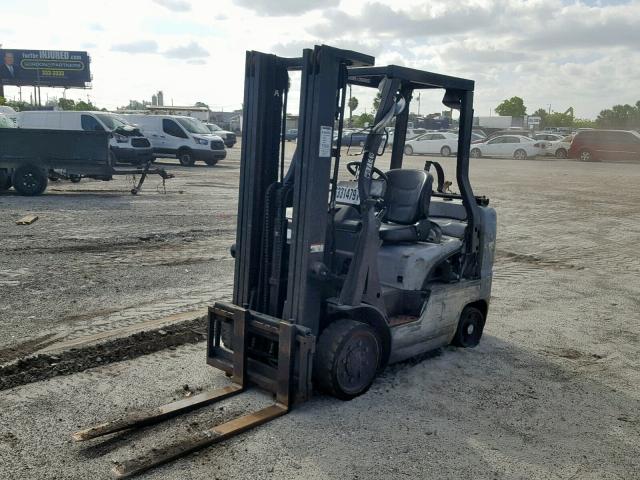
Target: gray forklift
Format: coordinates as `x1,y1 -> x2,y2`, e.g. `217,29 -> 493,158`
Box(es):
73,45 -> 496,477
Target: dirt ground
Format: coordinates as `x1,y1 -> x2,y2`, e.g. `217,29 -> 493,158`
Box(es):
0,144 -> 639,479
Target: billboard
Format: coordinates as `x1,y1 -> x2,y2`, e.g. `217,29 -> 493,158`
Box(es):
0,49 -> 91,88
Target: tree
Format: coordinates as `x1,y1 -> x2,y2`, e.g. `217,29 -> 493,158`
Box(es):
195,101 -> 209,108
58,98 -> 76,110
373,92 -> 381,112
596,101 -> 640,129
353,112 -> 373,127
0,96 -> 5,106
494,96 -> 527,117
347,96 -> 358,125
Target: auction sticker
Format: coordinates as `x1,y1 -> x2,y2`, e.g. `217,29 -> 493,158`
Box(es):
319,126 -> 333,158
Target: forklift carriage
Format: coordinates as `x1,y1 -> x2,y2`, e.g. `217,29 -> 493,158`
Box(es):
73,45 -> 496,477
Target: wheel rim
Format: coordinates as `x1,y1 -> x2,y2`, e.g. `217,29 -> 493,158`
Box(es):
442,146 -> 450,156
515,150 -> 526,160
404,146 -> 412,155
557,149 -> 566,159
580,151 -> 591,161
460,310 -> 482,347
20,172 -> 41,193
471,149 -> 480,158
181,154 -> 191,165
335,332 -> 379,395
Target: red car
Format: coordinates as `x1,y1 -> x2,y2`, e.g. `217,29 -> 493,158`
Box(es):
568,129 -> 640,162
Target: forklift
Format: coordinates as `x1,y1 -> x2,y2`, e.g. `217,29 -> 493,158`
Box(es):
73,45 -> 496,477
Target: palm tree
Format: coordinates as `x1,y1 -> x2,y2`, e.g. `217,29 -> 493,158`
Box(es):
348,97 -> 358,126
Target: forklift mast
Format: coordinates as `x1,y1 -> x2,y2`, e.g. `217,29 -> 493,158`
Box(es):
233,45 -> 374,335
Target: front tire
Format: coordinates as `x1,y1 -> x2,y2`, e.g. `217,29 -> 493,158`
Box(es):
314,319 -> 381,400
514,149 -> 527,160
12,164 -> 48,196
451,306 -> 485,348
555,148 -> 567,159
178,149 -> 195,166
440,145 -> 451,157
404,145 -> 414,155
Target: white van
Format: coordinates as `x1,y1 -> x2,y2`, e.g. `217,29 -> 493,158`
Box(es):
123,115 -> 226,166
17,111 -> 153,165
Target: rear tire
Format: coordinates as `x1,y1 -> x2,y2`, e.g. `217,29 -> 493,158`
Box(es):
555,148 -> 567,159
404,145 -> 414,155
579,149 -> 594,162
69,174 -> 82,183
470,148 -> 481,158
314,319 -> 381,400
178,149 -> 195,166
12,164 -> 48,196
451,306 -> 485,348
204,158 -> 218,167
440,145 -> 451,157
514,149 -> 527,160
0,169 -> 12,191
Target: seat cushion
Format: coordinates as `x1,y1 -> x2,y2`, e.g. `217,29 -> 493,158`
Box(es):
379,223 -> 418,243
384,170 -> 433,225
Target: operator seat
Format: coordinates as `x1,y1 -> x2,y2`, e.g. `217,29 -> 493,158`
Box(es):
379,169 -> 438,243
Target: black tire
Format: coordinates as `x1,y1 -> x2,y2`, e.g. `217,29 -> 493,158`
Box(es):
451,306 -> 485,348
204,158 -> 218,167
514,149 -> 527,160
470,148 -> 481,158
579,149 -> 594,162
0,169 -> 12,191
404,145 -> 414,155
69,174 -> 82,183
555,148 -> 567,159
440,145 -> 451,157
12,164 -> 48,196
314,319 -> 381,400
178,149 -> 195,166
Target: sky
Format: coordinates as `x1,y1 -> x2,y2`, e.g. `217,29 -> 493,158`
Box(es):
1,0 -> 639,119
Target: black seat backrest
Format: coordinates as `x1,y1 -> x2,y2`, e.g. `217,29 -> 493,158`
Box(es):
383,169 -> 433,225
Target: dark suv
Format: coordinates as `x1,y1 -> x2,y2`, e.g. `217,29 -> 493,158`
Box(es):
568,129 -> 640,162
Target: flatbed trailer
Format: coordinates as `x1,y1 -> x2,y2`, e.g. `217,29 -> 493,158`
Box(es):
0,128 -> 172,195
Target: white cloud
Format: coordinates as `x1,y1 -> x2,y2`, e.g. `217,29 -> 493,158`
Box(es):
163,41 -> 209,59
111,40 -> 159,54
0,0 -> 638,118
152,0 -> 191,12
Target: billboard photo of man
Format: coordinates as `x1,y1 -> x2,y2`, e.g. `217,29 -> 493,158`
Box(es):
0,52 -> 16,79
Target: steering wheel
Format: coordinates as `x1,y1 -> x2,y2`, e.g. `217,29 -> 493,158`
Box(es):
346,161 -> 389,183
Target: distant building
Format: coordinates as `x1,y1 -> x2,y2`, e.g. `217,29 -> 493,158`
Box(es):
157,91 -> 164,107
147,105 -> 209,121
209,110 -> 243,132
151,94 -> 158,106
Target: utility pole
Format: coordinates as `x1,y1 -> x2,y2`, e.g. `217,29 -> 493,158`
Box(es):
417,92 -> 421,116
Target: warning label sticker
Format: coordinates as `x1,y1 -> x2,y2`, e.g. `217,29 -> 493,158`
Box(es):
319,126 -> 333,158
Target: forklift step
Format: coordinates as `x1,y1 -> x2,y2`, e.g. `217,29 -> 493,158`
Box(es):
72,384 -> 242,442
111,404 -> 287,478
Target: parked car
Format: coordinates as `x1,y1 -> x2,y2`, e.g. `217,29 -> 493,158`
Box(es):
488,129 -> 534,139
124,114 -> 226,166
203,122 -> 236,148
341,129 -> 370,147
404,132 -> 458,156
0,113 -> 15,129
568,129 -> 640,162
405,128 -> 428,140
470,135 -> 544,160
534,133 -> 572,158
283,129 -> 298,141
17,111 -> 153,165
